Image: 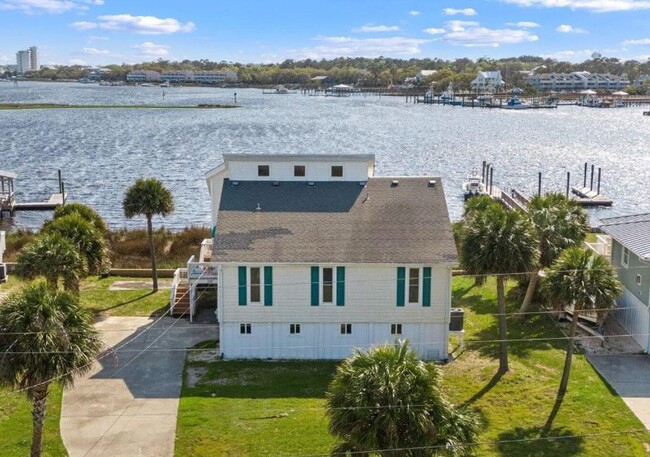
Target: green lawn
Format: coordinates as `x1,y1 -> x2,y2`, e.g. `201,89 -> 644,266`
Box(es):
0,385 -> 66,457
79,276 -> 170,317
176,277 -> 650,456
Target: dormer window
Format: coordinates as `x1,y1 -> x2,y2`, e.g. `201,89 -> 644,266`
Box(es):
258,165 -> 270,177
294,165 -> 305,177
331,166 -> 343,177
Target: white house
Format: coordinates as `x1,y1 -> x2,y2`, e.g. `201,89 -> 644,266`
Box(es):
416,70 -> 437,83
126,70 -> 160,82
471,71 -> 503,92
184,154 -> 457,361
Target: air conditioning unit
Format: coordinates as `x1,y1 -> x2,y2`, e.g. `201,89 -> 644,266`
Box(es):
0,263 -> 6,283
449,308 -> 464,332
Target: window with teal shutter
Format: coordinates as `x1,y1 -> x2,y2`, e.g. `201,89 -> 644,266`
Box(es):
336,266 -> 345,306
264,266 -> 273,306
311,266 -> 319,306
396,267 -> 405,306
422,267 -> 431,307
238,266 -> 247,306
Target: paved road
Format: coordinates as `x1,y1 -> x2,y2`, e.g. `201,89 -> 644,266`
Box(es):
588,354 -> 650,429
61,317 -> 217,457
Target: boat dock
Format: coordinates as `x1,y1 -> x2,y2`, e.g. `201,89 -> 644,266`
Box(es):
0,169 -> 67,218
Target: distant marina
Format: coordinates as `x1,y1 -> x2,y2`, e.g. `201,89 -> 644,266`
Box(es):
0,81 -> 649,231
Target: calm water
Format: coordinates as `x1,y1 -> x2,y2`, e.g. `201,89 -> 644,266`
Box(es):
1,81 -> 649,231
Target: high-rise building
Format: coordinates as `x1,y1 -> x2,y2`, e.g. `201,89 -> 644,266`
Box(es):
16,46 -> 39,74
29,46 -> 39,71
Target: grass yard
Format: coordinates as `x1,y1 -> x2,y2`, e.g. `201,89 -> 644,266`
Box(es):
176,277 -> 650,456
0,385 -> 66,457
79,276 -> 170,317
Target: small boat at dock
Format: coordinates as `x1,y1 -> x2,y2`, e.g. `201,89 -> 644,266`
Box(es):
263,85 -> 296,94
644,111 -> 650,116
463,171 -> 488,200
502,95 -> 530,110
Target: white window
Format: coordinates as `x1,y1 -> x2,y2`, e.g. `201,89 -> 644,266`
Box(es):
322,267 -> 334,303
250,267 -> 261,303
240,323 -> 251,334
637,274 -> 643,286
391,324 -> 402,335
622,247 -> 630,268
290,324 -> 301,335
408,268 -> 420,303
340,324 -> 352,335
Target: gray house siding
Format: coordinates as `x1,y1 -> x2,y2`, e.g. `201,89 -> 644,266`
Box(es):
611,240 -> 650,307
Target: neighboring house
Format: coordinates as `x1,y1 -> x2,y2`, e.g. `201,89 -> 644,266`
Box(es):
416,70 -> 437,82
182,154 -> 457,361
126,70 -> 161,82
525,72 -> 630,92
599,213 -> 650,352
471,71 -> 503,92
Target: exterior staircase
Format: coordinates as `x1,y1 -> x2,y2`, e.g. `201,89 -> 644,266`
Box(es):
171,282 -> 191,317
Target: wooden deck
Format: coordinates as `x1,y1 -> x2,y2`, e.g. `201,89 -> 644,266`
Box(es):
13,193 -> 66,211
570,186 -> 613,206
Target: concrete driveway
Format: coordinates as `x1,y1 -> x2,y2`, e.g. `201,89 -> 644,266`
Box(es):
61,317 -> 217,457
588,354 -> 650,429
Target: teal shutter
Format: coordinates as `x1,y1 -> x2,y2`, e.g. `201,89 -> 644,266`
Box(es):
311,266 -> 319,306
264,266 -> 273,306
396,267 -> 405,307
238,266 -> 247,306
422,267 -> 431,307
336,266 -> 345,306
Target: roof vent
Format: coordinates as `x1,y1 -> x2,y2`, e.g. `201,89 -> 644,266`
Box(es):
255,202 -> 261,211
428,179 -> 436,187
307,182 -> 315,187
391,180 -> 399,187
232,181 -> 239,187
359,181 -> 366,187
272,181 -> 279,187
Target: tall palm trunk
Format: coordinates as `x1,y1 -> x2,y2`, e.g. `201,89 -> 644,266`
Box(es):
30,382 -> 49,457
558,309 -> 580,398
63,276 -> 80,296
147,214 -> 158,292
519,270 -> 541,315
496,276 -> 509,373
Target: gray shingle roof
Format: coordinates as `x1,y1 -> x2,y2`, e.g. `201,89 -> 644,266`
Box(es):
600,213 -> 650,260
213,177 -> 457,264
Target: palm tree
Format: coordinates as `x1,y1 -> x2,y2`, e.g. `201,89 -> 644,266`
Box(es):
53,202 -> 107,234
15,233 -> 85,292
519,193 -> 589,314
461,205 -> 539,373
123,178 -> 174,291
326,340 -> 479,456
42,213 -> 107,276
543,247 -> 622,398
0,283 -> 102,457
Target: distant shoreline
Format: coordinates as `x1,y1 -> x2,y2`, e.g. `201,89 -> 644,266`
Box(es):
0,103 -> 240,110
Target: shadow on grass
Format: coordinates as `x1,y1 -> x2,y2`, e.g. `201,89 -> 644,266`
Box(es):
462,370 -> 504,407
495,426 -> 584,456
96,291 -> 156,312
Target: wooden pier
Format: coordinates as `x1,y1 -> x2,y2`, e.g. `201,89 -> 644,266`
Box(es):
0,169 -> 67,218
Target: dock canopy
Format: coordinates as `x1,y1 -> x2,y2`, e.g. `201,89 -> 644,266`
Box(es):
0,170 -> 17,179
580,89 -> 597,95
612,91 -> 629,96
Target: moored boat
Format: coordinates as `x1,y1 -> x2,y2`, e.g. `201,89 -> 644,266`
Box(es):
463,171 -> 487,200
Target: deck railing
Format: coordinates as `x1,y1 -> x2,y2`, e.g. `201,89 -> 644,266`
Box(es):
169,267 -> 188,316
584,234 -> 612,258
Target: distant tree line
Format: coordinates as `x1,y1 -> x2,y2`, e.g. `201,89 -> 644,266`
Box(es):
22,55 -> 650,92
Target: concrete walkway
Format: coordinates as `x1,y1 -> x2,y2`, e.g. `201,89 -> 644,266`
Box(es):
587,354 -> 650,429
61,317 -> 217,457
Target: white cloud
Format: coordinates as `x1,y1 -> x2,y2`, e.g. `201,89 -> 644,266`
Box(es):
446,20 -> 480,32
69,58 -> 87,65
71,20 -> 97,30
0,54 -> 11,63
501,0 -> 650,13
0,0 -> 75,13
506,21 -> 540,27
132,41 -> 169,57
444,25 -> 539,47
409,10 -> 420,16
82,47 -> 110,55
88,35 -> 108,40
423,27 -> 446,35
83,0 -> 102,4
443,7 -> 478,15
289,36 -> 429,59
353,24 -> 400,33
556,24 -> 588,33
71,14 -> 195,35
623,38 -> 650,45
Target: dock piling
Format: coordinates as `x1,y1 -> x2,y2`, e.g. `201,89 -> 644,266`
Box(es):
583,162 -> 588,187
538,172 -> 542,196
58,169 -> 62,194
489,167 -> 494,195
590,165 -> 595,191
597,168 -> 602,195
566,172 -> 570,197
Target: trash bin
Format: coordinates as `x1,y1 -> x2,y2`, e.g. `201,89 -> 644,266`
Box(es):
449,308 -> 464,331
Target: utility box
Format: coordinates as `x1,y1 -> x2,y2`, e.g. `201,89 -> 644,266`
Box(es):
449,308 -> 464,331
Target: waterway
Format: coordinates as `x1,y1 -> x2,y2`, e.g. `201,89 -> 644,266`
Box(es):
1,81 -> 649,231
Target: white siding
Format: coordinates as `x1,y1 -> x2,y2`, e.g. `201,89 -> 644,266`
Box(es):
228,161 -> 370,182
615,288 -> 649,352
218,264 -> 451,360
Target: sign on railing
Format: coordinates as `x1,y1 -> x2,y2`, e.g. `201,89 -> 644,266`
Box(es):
188,262 -> 218,281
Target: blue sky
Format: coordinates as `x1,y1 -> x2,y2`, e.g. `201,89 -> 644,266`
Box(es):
1,0 -> 650,66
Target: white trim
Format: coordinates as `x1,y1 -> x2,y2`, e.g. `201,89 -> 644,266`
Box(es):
330,164 -> 344,178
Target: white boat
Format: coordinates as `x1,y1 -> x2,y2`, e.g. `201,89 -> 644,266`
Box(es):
502,95 -> 530,110
141,83 -> 153,87
263,85 -> 296,94
160,81 -> 170,88
463,171 -> 487,200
